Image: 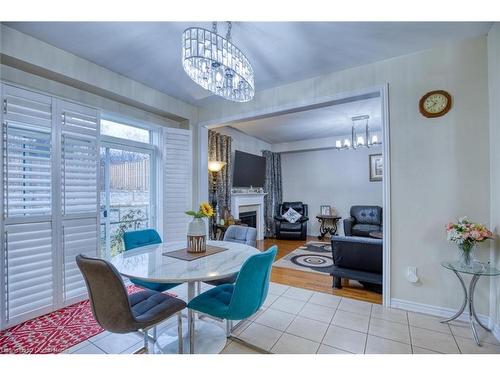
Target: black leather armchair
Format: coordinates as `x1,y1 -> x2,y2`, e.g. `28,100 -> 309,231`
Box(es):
330,236 -> 383,291
274,202 -> 309,240
343,205 -> 382,237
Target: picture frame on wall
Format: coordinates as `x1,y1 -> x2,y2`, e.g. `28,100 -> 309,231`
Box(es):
320,205 -> 332,215
369,154 -> 383,181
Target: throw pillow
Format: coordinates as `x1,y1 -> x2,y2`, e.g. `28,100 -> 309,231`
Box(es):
282,207 -> 302,224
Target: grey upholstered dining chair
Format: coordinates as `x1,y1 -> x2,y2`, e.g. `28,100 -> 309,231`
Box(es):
76,254 -> 187,354
204,225 -> 258,287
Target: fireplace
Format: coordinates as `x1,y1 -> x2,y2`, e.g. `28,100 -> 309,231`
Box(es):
231,192 -> 267,240
239,210 -> 257,228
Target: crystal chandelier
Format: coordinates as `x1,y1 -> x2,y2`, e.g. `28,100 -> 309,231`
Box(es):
335,115 -> 382,150
182,22 -> 255,102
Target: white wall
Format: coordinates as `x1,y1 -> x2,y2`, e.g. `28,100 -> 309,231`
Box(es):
488,23 -> 500,333
215,126 -> 272,156
281,147 -> 383,236
199,36 -> 492,315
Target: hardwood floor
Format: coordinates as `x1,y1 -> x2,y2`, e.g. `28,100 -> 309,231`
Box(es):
256,236 -> 382,304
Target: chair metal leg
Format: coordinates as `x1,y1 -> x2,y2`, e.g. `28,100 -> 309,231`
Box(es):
143,329 -> 149,353
226,319 -> 233,338
189,309 -> 195,354
177,312 -> 184,354
226,320 -> 270,354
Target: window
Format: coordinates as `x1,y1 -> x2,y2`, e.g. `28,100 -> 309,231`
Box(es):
100,119 -> 150,143
99,119 -> 156,257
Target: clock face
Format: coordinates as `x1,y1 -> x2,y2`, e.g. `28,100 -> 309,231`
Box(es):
423,93 -> 448,114
419,90 -> 452,117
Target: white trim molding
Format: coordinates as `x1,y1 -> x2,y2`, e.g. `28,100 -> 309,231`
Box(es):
391,298 -> 492,329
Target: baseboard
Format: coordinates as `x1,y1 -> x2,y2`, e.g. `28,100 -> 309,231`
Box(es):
390,298 -> 491,328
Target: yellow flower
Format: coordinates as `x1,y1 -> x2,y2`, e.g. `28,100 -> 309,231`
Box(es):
199,202 -> 214,217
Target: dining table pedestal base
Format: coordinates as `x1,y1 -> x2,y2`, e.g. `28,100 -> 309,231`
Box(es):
153,318 -> 227,354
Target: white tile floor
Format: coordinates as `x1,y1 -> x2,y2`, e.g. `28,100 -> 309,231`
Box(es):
63,282 -> 500,354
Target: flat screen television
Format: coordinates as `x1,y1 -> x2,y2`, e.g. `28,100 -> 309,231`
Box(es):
233,150 -> 266,188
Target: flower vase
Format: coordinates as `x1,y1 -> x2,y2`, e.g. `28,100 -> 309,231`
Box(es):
187,217 -> 207,253
458,242 -> 476,267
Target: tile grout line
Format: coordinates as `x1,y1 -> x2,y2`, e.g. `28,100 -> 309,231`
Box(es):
268,311 -> 300,353
363,304 -> 373,354
315,304 -> 340,353
406,311 -> 414,354
448,322 -> 463,354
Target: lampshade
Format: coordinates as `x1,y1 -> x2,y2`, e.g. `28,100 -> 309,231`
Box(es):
208,161 -> 227,172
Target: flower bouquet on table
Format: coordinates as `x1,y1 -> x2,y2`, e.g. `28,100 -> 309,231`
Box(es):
185,202 -> 214,253
446,217 -> 493,267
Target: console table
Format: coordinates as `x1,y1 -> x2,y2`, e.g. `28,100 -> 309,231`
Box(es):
440,261 -> 500,346
316,215 -> 341,239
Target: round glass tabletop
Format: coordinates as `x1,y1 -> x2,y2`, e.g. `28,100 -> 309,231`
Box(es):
109,240 -> 260,283
441,261 -> 500,276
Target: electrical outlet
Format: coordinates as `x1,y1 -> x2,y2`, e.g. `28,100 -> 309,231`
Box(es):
407,266 -> 419,283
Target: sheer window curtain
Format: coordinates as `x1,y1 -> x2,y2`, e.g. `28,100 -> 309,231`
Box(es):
263,150 -> 283,238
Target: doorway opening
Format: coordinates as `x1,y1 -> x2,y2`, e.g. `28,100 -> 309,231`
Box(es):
199,85 -> 390,305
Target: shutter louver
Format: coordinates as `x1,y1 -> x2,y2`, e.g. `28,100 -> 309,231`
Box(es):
164,128 -> 192,241
60,101 -> 99,304
3,86 -> 52,219
4,210 -> 54,322
62,218 -> 97,301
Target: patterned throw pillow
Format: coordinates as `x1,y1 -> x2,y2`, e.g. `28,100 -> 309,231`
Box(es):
282,207 -> 302,224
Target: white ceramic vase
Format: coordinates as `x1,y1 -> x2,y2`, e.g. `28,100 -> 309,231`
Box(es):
187,217 -> 207,253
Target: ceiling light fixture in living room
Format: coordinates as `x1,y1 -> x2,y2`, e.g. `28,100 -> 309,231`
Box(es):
335,115 -> 382,150
182,22 -> 255,102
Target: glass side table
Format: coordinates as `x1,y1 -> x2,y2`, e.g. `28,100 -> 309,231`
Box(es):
441,261 -> 500,346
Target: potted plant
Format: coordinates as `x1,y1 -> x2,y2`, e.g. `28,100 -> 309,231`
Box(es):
446,217 -> 493,267
185,202 -> 214,253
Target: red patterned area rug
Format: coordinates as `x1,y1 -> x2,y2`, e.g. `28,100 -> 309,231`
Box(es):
0,285 -> 174,354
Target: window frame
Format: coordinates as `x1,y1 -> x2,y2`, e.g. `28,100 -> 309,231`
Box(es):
98,114 -> 161,257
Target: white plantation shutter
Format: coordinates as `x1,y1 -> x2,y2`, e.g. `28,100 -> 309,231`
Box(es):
60,101 -> 99,304
4,222 -> 54,321
0,84 -> 101,329
2,85 -> 55,326
164,128 -> 192,241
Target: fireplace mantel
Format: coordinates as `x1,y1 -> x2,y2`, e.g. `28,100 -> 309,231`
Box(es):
230,192 -> 267,241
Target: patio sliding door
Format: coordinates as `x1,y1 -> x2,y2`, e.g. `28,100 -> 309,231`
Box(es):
99,141 -> 155,258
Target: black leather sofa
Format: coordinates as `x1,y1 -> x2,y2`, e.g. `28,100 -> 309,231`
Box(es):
330,236 -> 383,291
343,205 -> 382,237
274,202 -> 309,240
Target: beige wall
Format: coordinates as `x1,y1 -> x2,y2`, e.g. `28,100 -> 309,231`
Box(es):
488,23 -> 500,330
199,36 -> 492,315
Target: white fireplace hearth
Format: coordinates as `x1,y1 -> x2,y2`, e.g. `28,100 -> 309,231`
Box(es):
230,192 -> 267,240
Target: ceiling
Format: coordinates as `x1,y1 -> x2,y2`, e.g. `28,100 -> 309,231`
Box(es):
4,22 -> 492,105
225,95 -> 382,144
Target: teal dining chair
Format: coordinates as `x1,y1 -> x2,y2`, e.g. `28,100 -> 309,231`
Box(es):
187,245 -> 277,353
123,229 -> 180,293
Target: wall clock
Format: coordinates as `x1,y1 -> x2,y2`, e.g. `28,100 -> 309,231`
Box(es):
419,90 -> 452,118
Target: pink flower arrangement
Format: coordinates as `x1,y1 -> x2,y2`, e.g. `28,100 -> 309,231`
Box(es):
446,217 -> 493,245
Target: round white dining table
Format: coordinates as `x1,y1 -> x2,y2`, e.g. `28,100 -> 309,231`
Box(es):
109,240 -> 260,354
